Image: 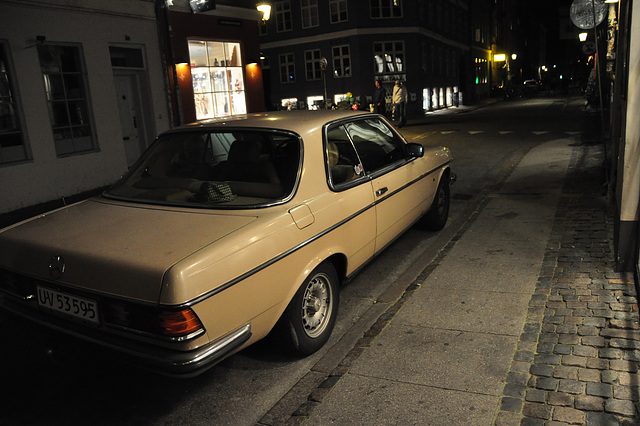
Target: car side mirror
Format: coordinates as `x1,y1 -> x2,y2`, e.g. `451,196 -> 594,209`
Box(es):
405,143 -> 424,158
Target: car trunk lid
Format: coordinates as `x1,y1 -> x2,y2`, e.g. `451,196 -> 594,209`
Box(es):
0,199 -> 257,303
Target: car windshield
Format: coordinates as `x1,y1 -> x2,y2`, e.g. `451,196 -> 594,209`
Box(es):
106,130 -> 301,208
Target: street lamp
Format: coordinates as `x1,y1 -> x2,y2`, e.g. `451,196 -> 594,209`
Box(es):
256,2 -> 271,21
579,32 -> 588,41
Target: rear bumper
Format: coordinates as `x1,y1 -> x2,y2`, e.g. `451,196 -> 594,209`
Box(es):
0,292 -> 251,377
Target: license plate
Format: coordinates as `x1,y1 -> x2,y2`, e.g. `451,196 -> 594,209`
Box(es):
36,286 -> 99,324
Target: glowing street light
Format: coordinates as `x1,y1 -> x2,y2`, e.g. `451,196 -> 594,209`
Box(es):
256,2 -> 271,21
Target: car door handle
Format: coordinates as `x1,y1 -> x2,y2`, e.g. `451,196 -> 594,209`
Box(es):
375,187 -> 388,196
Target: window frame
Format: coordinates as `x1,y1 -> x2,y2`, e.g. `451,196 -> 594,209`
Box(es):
304,49 -> 322,81
301,0 -> 319,28
370,0 -> 402,19
275,1 -> 293,33
329,0 -> 348,23
279,53 -> 296,83
373,41 -> 405,76
332,44 -> 352,79
0,40 -> 30,165
37,43 -> 97,157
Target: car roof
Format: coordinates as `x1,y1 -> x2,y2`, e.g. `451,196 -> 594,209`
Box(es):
166,110 -> 375,137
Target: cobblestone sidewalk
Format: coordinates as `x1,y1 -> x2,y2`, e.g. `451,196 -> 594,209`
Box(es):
496,143 -> 639,425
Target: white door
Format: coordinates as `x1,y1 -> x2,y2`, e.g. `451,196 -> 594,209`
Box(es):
114,75 -> 142,166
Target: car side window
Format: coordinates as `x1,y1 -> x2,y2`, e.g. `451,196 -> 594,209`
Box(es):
326,125 -> 364,187
344,118 -> 405,174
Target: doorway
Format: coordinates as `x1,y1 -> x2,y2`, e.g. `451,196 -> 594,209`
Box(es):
114,73 -> 147,167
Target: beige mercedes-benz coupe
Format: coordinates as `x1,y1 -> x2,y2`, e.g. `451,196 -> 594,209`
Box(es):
0,110 -> 453,376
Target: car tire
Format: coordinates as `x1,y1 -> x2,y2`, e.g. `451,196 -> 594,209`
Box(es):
420,174 -> 450,231
275,262 -> 339,356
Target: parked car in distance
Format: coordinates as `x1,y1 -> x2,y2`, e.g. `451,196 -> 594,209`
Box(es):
0,110 -> 453,377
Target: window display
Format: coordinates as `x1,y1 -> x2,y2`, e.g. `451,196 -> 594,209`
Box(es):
188,40 -> 247,120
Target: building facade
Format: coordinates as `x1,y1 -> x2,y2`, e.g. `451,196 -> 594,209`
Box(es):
0,0 -> 267,215
0,0 -> 170,214
259,0 -> 471,116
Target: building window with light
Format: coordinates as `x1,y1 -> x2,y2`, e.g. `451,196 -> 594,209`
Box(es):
475,58 -> 488,85
373,41 -> 404,75
37,43 -> 96,157
370,0 -> 402,19
329,0 -> 348,23
332,45 -> 351,78
279,53 -> 296,83
188,40 -> 247,120
0,40 -> 30,164
275,1 -> 292,32
305,49 -> 322,81
301,0 -> 319,28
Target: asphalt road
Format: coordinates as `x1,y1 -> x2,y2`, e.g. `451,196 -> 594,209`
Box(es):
0,95 -> 587,425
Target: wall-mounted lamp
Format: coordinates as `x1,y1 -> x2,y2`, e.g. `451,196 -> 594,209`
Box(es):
511,54 -> 517,60
579,32 -> 588,42
259,52 -> 266,60
604,0 -> 619,3
257,2 -> 271,21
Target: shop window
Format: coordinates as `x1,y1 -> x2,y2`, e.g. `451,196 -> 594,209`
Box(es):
329,0 -> 348,23
373,41 -> 404,76
0,40 -> 29,164
332,45 -> 351,78
276,1 -> 292,32
37,44 -> 96,157
279,53 -> 296,83
370,0 -> 402,18
305,49 -> 322,81
281,98 -> 298,109
188,40 -> 247,120
307,95 -> 323,110
301,0 -> 319,28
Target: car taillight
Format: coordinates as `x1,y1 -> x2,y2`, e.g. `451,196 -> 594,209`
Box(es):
105,301 -> 204,341
158,309 -> 203,337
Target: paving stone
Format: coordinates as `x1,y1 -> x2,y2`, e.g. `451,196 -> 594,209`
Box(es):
617,372 -> 640,387
547,391 -> 572,407
554,365 -> 578,380
563,355 -> 587,367
577,368 -> 601,382
581,336 -> 606,347
536,377 -> 559,391
575,395 -> 604,411
613,385 -> 640,401
553,344 -> 572,355
601,370 -> 618,384
528,362 -> 551,378
501,396 -> 522,412
573,345 -> 598,358
610,359 -> 638,373
586,382 -> 613,398
558,379 -> 584,394
605,399 -> 638,417
553,406 -> 585,424
522,402 -> 552,420
525,389 -> 546,403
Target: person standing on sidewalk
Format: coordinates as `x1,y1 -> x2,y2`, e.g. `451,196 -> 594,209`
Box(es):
372,80 -> 386,116
392,80 -> 408,127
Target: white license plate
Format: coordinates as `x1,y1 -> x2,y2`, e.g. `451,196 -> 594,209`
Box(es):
36,286 -> 99,324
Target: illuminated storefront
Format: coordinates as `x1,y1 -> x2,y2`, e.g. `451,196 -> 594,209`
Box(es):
188,40 -> 247,119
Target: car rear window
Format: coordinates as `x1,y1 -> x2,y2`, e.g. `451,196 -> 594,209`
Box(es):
106,130 -> 301,208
